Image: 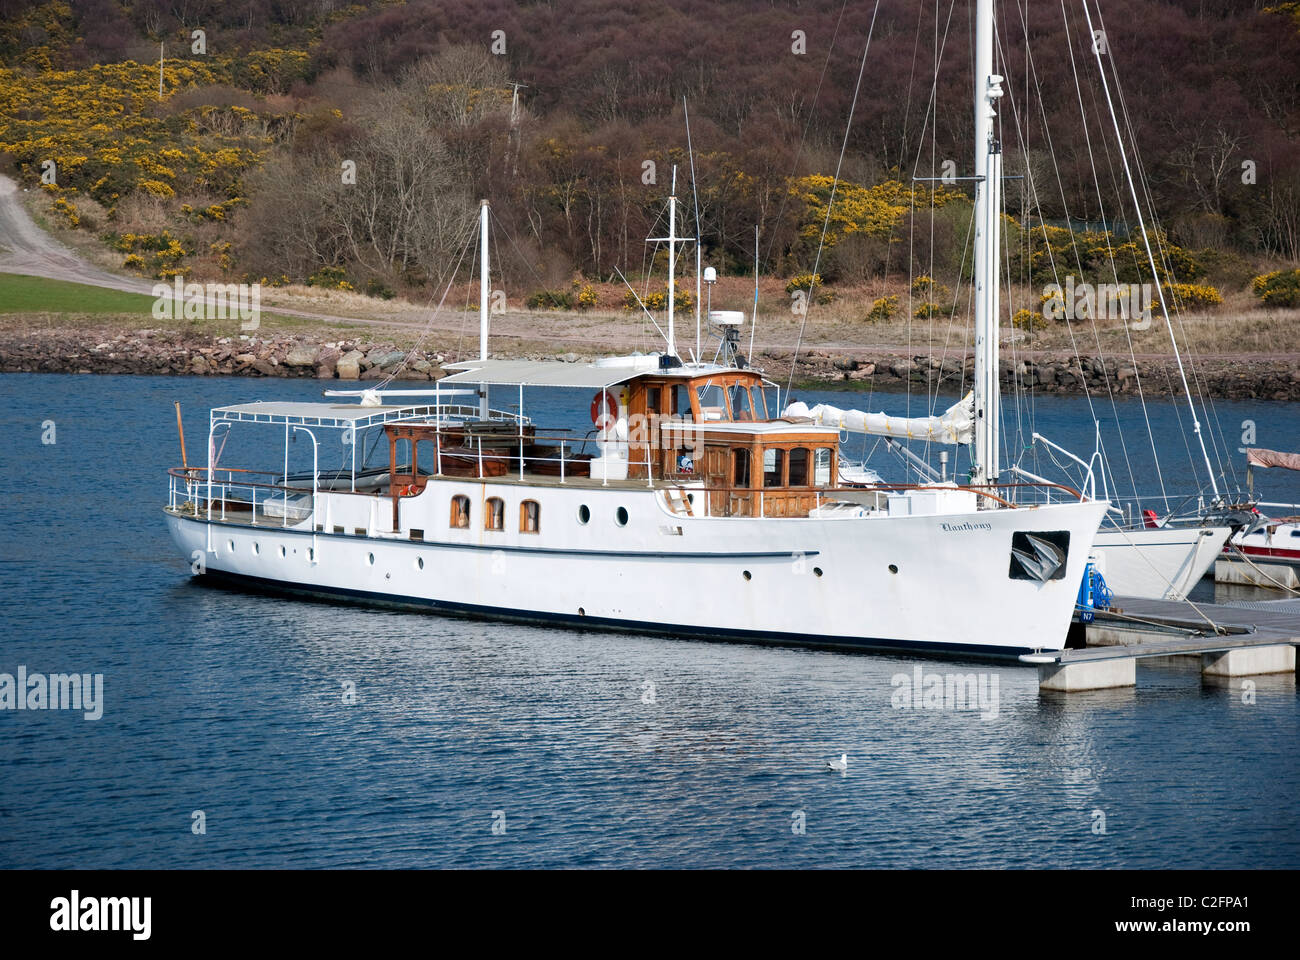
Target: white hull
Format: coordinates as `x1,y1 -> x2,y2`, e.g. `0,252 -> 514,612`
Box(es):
167,480 -> 1107,656
1092,525 -> 1231,600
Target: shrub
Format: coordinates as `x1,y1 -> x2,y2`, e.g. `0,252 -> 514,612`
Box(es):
1162,282 -> 1222,311
1012,308 -> 1047,331
573,281 -> 598,310
1250,269 -> 1300,308
913,301 -> 943,319
785,273 -> 824,294
307,266 -> 353,290
365,277 -> 396,300
911,274 -> 951,302
527,289 -> 574,310
866,295 -> 898,322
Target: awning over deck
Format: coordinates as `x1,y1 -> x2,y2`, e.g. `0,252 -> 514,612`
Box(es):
439,357 -> 654,389
211,400 -> 444,429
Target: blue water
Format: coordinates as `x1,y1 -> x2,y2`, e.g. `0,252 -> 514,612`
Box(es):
0,373 -> 1296,868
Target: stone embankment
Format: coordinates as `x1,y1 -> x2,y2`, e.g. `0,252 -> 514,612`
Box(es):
2,329 -> 1299,400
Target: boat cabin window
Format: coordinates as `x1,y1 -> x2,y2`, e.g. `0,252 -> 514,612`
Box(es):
696,382 -> 728,421
733,449 -> 751,487
814,447 -> 832,486
520,500 -> 540,534
788,448 -> 809,486
451,495 -> 470,529
646,386 -> 663,415
672,384 -> 692,418
729,385 -> 755,421
485,497 -> 505,531
763,448 -> 784,487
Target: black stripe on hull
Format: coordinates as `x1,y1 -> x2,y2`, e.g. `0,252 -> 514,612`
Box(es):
193,568 -> 1040,662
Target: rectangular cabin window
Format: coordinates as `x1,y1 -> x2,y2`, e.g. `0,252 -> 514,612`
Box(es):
672,384 -> 692,419
696,383 -> 728,421
733,448 -> 751,487
729,385 -> 755,421
451,494 -> 471,529
520,500 -> 540,534
763,448 -> 785,488
814,448 -> 832,486
646,386 -> 662,415
485,497 -> 505,531
788,448 -> 809,486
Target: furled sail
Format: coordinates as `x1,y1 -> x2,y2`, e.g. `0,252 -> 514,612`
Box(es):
783,392 -> 974,445
1246,448 -> 1300,471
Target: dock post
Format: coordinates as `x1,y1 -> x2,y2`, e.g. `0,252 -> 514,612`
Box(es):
1201,645 -> 1296,678
1036,658 -> 1136,692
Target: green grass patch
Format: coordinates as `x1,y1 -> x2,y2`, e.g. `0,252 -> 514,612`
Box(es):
0,273 -> 156,314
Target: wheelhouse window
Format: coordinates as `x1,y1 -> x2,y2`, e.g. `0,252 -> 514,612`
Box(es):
728,385 -> 755,421
485,497 -> 505,531
450,495 -> 470,528
696,382 -> 728,420
814,448 -> 832,486
520,500 -> 541,534
672,384 -> 692,418
763,448 -> 785,487
733,448 -> 751,487
788,448 -> 809,486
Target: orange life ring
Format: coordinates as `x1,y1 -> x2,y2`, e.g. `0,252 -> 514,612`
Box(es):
590,389 -> 619,431
402,483 -> 418,497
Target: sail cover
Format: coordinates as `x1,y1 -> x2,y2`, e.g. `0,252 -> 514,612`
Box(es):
783,392 -> 974,445
1246,448 -> 1300,471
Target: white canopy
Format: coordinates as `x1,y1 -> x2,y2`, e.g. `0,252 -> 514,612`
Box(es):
783,392 -> 975,445
440,358 -> 647,389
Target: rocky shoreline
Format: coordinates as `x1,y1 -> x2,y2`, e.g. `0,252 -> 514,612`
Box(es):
2,328 -> 1298,401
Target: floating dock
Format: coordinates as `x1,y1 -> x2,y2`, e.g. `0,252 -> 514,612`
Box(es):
1023,596 -> 1299,691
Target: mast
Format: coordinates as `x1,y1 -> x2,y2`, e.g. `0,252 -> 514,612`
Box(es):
971,0 -> 1005,486
479,198 -> 489,418
667,166 -> 678,359
648,167 -> 694,359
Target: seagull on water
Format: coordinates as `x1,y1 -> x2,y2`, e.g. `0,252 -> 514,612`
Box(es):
826,753 -> 848,773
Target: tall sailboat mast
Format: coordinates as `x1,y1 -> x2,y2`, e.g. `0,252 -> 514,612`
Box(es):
971,0 -> 1004,486
479,198 -> 490,419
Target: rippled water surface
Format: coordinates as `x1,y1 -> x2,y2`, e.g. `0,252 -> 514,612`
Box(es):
0,373 -> 1296,868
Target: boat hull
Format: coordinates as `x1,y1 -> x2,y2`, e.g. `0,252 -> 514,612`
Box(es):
165,486 -> 1107,657
1092,525 -> 1232,600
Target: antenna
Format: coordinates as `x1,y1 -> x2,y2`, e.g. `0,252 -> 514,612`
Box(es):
684,98 -> 703,363
647,166 -> 695,359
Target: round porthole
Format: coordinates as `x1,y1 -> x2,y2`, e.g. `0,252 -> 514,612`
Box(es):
416,557 -> 424,571
252,542 -> 260,556
227,539 -> 234,552
888,564 -> 899,574
307,548 -> 315,562
367,552 -> 375,565
578,504 -> 590,524
813,567 -> 823,578
279,545 -> 287,558
615,507 -> 629,526
742,570 -> 752,581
